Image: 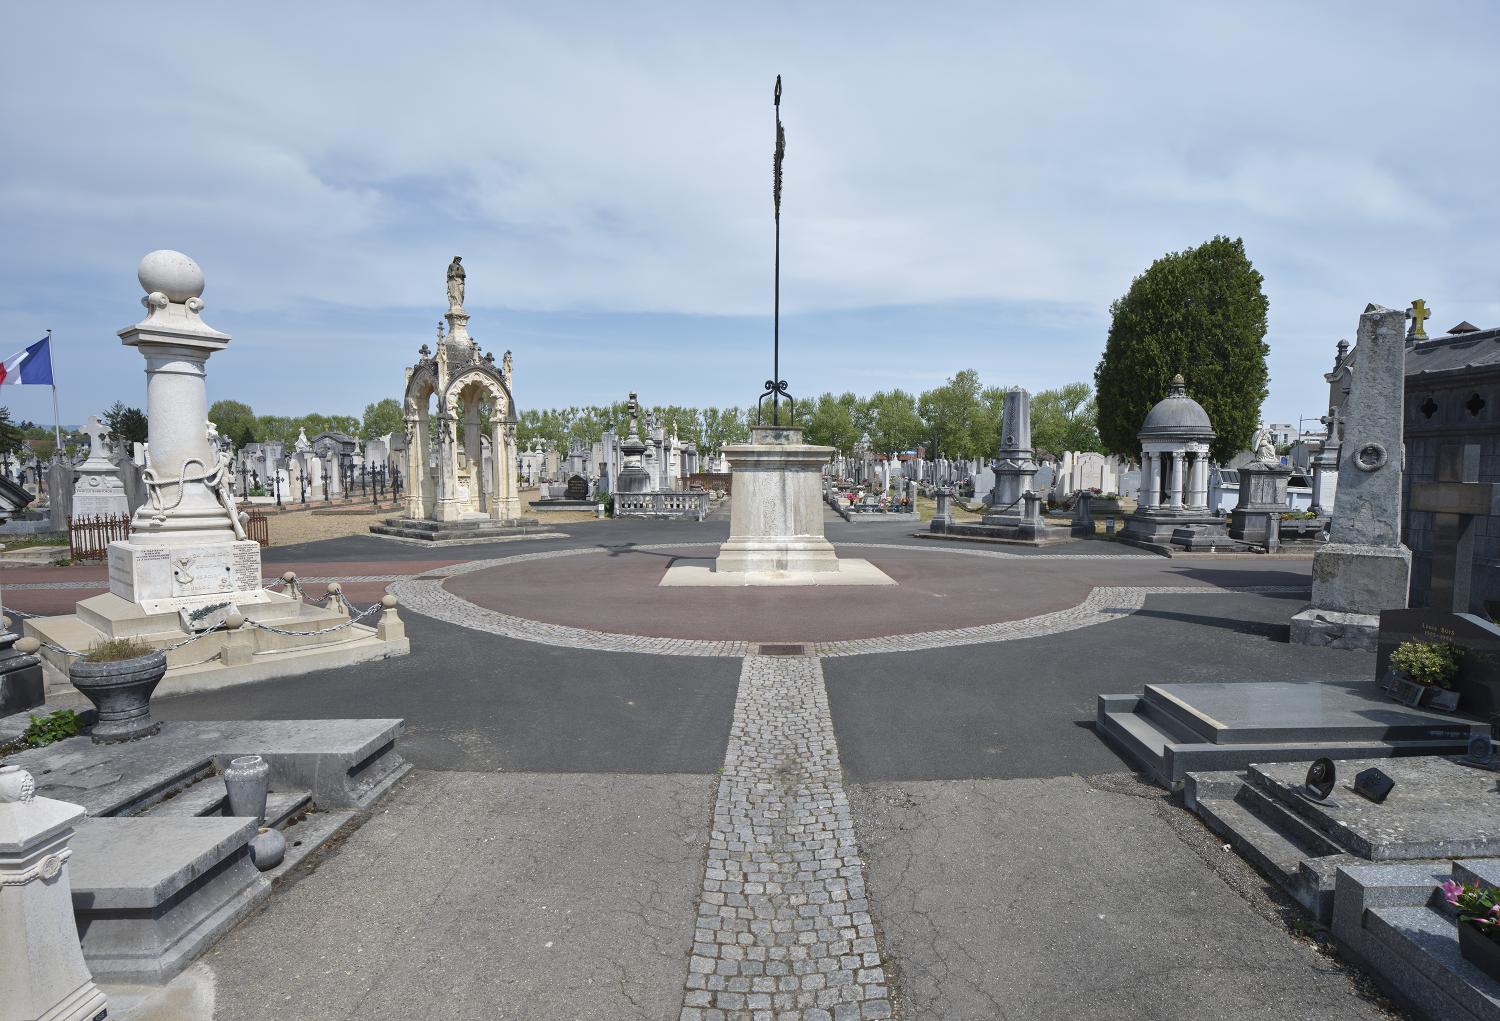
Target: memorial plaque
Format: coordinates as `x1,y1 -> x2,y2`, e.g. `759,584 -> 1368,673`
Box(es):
232,542 -> 261,592
1378,608 -> 1500,723
565,474 -> 588,501
171,549 -> 235,597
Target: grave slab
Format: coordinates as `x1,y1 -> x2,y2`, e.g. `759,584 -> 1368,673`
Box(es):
1098,680 -> 1484,786
1252,756 -> 1500,861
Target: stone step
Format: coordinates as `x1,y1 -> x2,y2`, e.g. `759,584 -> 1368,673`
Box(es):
1234,781 -> 1346,859
1186,769 -> 1356,922
1097,682 -> 1484,788
142,781 -> 311,829
1095,694 -> 1175,784
1365,906 -> 1500,1020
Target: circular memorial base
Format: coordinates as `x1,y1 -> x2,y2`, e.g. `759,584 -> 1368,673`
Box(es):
432,542 -> 1288,645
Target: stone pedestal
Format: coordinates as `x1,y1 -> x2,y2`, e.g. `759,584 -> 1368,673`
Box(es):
1291,544 -> 1412,650
663,425 -> 892,585
0,766 -> 109,1021
716,425 -> 841,575
0,629 -> 44,718
930,487 -> 953,533
1229,461 -> 1292,546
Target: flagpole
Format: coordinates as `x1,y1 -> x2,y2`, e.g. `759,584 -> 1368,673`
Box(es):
46,329 -> 63,453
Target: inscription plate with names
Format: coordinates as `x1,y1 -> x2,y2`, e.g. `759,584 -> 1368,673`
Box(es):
233,543 -> 262,592
171,549 -> 236,597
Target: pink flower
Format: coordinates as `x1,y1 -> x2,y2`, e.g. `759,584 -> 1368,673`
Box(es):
1442,880 -> 1465,905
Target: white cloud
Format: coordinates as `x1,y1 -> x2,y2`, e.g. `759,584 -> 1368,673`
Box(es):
0,1 -> 1496,423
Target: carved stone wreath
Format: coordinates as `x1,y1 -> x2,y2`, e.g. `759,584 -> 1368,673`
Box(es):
1353,443 -> 1388,472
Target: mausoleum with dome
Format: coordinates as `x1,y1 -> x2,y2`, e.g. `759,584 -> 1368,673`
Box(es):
1118,373 -> 1231,551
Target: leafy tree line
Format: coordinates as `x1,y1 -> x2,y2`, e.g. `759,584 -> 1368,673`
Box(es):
516,403 -> 753,456
513,373 -> 1102,461
204,399 -> 403,450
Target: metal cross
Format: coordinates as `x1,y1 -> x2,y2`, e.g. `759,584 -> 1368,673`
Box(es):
1410,299 -> 1432,340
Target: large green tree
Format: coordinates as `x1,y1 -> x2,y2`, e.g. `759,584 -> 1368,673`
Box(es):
918,371 -> 987,459
361,399 -> 403,440
103,401 -> 149,447
208,400 -> 256,446
1094,235 -> 1269,463
803,392 -> 864,455
1031,383 -> 1100,457
0,407 -> 24,460
864,389 -> 924,455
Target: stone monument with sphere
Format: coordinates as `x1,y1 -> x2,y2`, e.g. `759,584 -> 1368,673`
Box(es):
24,251 -> 408,691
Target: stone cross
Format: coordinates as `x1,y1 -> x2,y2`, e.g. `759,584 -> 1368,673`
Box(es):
82,415 -> 110,460
1409,298 -> 1431,340
1409,443 -> 1500,614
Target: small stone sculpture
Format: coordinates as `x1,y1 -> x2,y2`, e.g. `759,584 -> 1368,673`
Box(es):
1255,429 -> 1279,464
446,255 -> 465,309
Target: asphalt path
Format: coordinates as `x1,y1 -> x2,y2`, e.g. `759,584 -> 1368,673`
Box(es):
67,518 -> 1407,1020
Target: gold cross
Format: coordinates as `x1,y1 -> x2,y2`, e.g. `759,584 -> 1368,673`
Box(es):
1410,298 -> 1431,339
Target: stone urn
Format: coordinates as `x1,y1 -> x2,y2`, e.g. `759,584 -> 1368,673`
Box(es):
69,648 -> 167,743
223,754 -> 270,821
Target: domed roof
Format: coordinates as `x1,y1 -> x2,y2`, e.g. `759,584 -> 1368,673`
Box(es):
1138,374 -> 1214,441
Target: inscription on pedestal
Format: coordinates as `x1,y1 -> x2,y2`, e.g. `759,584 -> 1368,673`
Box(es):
232,543 -> 261,592
171,549 -> 235,597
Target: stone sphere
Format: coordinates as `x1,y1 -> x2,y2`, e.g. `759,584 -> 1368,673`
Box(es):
136,250 -> 204,303
381,594 -> 398,609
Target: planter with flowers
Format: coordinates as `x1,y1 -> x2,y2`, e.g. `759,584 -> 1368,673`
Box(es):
1442,879 -> 1500,980
1384,640 -> 1461,712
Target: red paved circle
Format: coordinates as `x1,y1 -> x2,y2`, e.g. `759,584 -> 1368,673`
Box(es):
442,544 -> 1312,644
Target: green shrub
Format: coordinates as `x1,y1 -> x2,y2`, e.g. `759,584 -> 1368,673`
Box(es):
23,708 -> 82,748
1390,640 -> 1460,689
83,637 -> 156,663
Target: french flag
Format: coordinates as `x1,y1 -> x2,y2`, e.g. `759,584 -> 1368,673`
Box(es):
0,336 -> 54,386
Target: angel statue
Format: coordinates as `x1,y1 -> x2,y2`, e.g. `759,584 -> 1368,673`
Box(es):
1255,428 -> 1279,464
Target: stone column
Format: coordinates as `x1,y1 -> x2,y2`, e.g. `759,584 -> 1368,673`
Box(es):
1292,304 -> 1412,649
1169,453 -> 1184,508
118,252 -> 233,545
403,415 -> 422,518
434,409 -> 462,520
0,765 -> 109,1021
1189,455 -> 1209,509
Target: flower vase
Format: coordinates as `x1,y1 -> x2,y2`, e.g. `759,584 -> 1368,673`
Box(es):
1424,687 -> 1460,713
1459,920 -> 1500,982
69,650 -> 167,743
222,754 -> 270,822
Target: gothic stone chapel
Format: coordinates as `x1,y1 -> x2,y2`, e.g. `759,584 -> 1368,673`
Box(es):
400,257 -> 522,522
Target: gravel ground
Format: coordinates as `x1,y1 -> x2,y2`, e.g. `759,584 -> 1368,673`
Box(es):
265,488 -> 603,545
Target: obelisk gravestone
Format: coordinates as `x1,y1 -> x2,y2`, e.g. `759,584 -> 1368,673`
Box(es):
1291,304 -> 1411,650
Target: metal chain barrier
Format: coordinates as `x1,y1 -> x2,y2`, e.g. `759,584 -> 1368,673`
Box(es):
242,601 -> 382,638
8,597 -> 386,658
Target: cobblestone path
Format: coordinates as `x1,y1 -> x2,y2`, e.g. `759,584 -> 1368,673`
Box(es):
681,655 -> 892,1021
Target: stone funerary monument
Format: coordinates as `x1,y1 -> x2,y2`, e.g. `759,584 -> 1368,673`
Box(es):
25,251 -> 408,689
371,258 -> 538,542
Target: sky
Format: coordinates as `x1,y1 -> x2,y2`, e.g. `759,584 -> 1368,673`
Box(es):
2,2 -> 1497,435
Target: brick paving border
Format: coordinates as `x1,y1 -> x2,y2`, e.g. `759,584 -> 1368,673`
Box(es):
681,655 -> 892,1021
385,543 -> 1306,658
